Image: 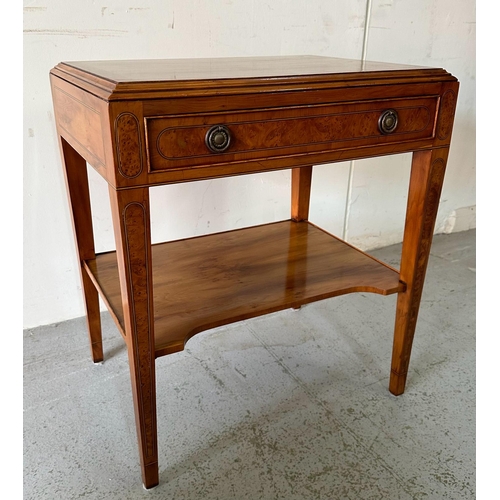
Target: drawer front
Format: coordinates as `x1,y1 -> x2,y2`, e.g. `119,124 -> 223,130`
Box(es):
146,96 -> 438,172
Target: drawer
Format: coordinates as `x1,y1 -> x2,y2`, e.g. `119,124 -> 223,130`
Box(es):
146,96 -> 438,172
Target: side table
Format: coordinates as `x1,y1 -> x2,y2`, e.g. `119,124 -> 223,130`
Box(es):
50,56 -> 459,488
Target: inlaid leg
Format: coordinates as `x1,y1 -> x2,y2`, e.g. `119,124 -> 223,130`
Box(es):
59,137 -> 103,363
291,165 -> 313,222
108,186 -> 158,488
390,148 -> 449,396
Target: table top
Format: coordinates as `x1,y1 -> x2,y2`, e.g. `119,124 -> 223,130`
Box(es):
51,55 -> 456,101
60,55 -> 433,83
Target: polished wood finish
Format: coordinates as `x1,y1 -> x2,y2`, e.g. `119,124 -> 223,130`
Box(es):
50,55 -> 459,488
108,187 -> 158,488
85,221 -> 405,357
146,96 -> 437,172
51,55 -> 456,101
51,78 -> 112,181
390,148 -> 450,395
290,165 -> 313,311
291,167 -> 313,222
57,56 -> 436,83
50,61 -> 455,189
58,137 -> 103,363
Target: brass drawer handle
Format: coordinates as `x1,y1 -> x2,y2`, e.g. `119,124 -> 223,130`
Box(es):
378,109 -> 398,134
205,125 -> 231,153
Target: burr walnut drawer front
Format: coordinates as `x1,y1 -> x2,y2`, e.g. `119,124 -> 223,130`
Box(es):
146,96 -> 438,172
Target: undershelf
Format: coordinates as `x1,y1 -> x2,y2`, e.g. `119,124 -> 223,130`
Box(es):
84,220 -> 405,357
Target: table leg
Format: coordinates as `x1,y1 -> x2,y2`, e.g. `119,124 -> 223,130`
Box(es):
291,166 -> 313,309
59,137 -> 103,363
108,186 -> 159,488
390,147 -> 450,396
291,165 -> 313,222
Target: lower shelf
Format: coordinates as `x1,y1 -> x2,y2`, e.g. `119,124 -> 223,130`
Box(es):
85,220 -> 405,357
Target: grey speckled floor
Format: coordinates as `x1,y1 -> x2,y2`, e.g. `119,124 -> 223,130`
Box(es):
24,229 -> 475,500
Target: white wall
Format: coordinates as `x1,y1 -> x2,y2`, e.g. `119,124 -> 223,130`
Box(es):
23,0 -> 475,328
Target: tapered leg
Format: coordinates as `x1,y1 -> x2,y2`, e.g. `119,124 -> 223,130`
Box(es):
291,165 -> 313,222
59,137 -> 103,362
291,166 -> 313,309
108,186 -> 158,488
390,148 -> 449,396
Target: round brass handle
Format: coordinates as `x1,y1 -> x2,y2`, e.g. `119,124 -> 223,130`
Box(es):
205,125 -> 231,153
378,109 -> 398,134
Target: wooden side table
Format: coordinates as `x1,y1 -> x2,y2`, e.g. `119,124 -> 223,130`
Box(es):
50,56 -> 459,488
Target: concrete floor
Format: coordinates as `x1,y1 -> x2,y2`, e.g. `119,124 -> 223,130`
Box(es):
23,229 -> 475,500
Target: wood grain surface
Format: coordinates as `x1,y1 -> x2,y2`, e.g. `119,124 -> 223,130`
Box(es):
389,147 -> 450,396
147,96 -> 437,171
107,187 -> 158,488
50,55 -> 457,101
60,56 -> 432,82
51,55 -> 459,488
85,221 -> 405,357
